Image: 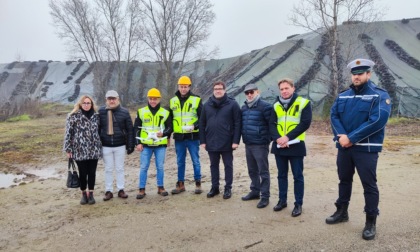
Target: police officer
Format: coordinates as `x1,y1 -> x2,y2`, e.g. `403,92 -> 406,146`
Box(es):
169,76 -> 203,195
269,78 -> 312,217
326,59 -> 391,240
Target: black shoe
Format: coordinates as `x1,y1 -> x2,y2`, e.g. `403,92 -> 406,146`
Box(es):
207,187 -> 220,198
273,200 -> 287,211
241,192 -> 260,201
292,204 -> 302,217
257,198 -> 269,208
223,189 -> 232,199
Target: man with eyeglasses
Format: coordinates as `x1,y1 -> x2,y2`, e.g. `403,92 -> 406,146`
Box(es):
199,81 -> 241,199
326,59 -> 391,240
98,90 -> 134,201
240,83 -> 272,208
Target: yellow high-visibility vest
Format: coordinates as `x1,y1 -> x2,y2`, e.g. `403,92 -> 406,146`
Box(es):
170,96 -> 200,133
138,107 -> 169,145
273,96 -> 310,141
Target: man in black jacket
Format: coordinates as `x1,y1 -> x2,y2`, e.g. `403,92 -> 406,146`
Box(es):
199,81 -> 242,199
98,90 -> 134,201
240,83 -> 272,208
269,78 -> 312,217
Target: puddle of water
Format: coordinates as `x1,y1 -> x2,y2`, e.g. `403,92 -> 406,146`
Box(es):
0,168 -> 60,188
0,173 -> 26,188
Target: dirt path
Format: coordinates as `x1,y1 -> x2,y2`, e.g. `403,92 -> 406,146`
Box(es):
1,135 -> 420,251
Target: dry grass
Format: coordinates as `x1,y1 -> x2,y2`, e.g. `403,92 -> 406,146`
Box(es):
0,103 -> 71,172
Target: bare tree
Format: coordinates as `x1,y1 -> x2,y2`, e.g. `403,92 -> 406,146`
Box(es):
138,0 -> 216,98
290,0 -> 384,100
49,0 -> 143,103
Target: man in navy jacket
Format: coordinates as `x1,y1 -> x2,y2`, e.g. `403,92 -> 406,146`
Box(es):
326,58 -> 391,241
240,83 -> 272,208
199,81 -> 242,199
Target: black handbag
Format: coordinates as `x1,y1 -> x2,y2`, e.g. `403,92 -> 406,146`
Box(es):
66,158 -> 80,188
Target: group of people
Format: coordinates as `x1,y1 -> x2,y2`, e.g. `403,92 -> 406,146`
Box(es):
64,58 -> 391,240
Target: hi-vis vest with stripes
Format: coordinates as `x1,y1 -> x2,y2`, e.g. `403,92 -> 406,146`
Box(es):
138,107 -> 169,145
273,96 -> 310,141
170,96 -> 200,133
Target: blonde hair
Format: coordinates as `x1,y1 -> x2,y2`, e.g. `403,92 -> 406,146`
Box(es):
278,78 -> 294,88
70,95 -> 97,114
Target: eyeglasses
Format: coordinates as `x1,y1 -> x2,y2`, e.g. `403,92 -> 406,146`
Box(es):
82,102 -> 91,105
214,88 -> 224,91
106,97 -> 117,101
244,90 -> 255,95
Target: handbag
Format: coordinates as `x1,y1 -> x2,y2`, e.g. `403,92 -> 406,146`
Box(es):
66,158 -> 80,188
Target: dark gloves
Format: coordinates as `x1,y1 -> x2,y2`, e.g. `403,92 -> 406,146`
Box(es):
127,147 -> 134,155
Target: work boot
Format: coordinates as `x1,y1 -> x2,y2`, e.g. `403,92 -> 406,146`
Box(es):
326,203 -> 349,224
158,186 -> 169,196
362,215 -> 377,240
194,180 -> 203,194
136,188 -> 146,199
80,191 -> 88,205
171,181 -> 185,194
88,191 -> 95,205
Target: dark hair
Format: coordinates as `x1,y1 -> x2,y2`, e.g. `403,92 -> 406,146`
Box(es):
213,81 -> 226,89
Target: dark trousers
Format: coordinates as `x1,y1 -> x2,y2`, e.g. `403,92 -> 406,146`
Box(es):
336,148 -> 379,216
208,151 -> 233,190
75,159 -> 98,191
274,155 -> 304,205
245,144 -> 270,199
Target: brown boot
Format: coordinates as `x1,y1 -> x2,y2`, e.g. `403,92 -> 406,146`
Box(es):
136,188 -> 146,199
194,180 -> 203,194
158,186 -> 169,196
171,181 -> 185,194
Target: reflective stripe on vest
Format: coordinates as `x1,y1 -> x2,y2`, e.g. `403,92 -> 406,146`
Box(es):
170,96 -> 200,133
138,107 -> 169,145
274,96 -> 309,141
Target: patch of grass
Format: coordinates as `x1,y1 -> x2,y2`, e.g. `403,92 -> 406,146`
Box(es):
5,114 -> 31,122
0,104 -> 69,171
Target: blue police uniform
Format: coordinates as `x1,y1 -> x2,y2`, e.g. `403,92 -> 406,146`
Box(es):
328,58 -> 391,240
331,67 -> 391,217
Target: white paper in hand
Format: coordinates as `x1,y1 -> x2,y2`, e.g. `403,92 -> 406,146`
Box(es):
277,139 -> 300,148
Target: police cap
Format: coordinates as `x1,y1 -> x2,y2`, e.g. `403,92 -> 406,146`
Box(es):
347,58 -> 375,74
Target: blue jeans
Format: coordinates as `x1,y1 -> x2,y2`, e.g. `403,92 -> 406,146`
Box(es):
175,139 -> 201,181
275,155 -> 304,206
138,146 -> 166,188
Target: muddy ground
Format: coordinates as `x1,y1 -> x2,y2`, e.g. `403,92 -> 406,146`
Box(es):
1,133 -> 420,251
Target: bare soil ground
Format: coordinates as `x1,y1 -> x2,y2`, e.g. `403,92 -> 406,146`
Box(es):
1,114 -> 420,251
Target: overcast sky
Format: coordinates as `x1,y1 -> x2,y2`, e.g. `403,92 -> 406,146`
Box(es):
1,0 -> 419,63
